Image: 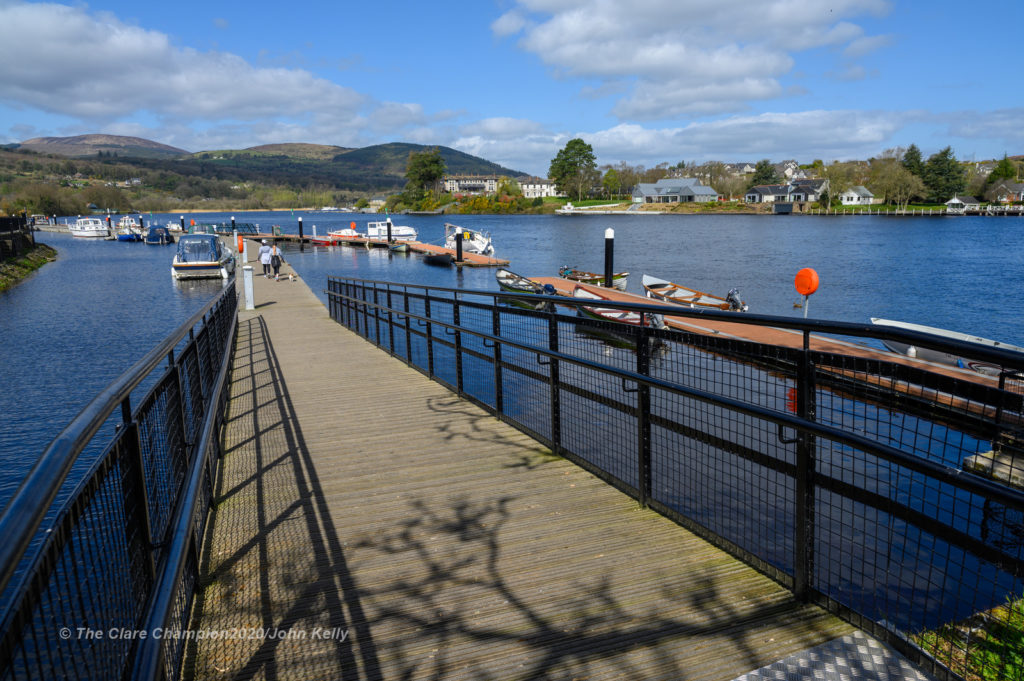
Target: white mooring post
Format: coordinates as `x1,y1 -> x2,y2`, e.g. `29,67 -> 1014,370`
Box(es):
243,266 -> 255,310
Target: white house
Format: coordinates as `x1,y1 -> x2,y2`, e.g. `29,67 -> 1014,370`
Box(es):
633,177 -> 719,204
839,186 -> 874,205
945,195 -> 981,214
745,184 -> 792,203
519,176 -> 560,199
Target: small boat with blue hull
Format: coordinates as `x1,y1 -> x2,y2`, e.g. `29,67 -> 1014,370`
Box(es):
171,234 -> 235,280
145,226 -> 174,245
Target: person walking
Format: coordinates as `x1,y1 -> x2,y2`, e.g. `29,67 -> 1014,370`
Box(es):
270,242 -> 283,280
257,239 -> 272,277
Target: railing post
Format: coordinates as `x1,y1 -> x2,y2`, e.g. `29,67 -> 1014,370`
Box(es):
425,292 -> 435,377
454,295 -> 464,395
636,321 -> 652,507
793,329 -> 817,601
360,282 -> 370,337
492,306 -> 504,414
119,397 -> 156,581
386,286 -> 395,355
548,307 -> 561,453
372,284 -> 381,347
403,286 -> 412,364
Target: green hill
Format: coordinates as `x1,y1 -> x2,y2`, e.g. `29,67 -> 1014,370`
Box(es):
18,134 -> 188,159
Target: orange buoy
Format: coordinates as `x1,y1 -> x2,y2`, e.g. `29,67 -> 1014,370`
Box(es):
794,268 -> 819,296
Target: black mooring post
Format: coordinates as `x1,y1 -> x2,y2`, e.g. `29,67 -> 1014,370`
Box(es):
231,216 -> 236,232
139,216 -> 144,230
604,227 -> 614,288
298,217 -> 304,252
180,215 -> 185,232
455,226 -> 463,262
106,215 -> 112,232
387,219 -> 393,244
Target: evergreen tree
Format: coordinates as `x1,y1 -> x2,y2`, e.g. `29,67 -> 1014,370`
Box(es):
748,159 -> 780,189
902,144 -> 924,177
922,147 -> 966,202
988,154 -> 1017,184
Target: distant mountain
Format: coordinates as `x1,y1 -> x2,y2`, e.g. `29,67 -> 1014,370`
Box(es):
18,134 -> 188,159
13,135 -> 531,192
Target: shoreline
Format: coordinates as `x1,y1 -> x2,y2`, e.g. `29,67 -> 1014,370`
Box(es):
0,243 -> 57,292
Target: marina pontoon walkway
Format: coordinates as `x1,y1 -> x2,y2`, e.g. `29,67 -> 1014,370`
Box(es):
186,259 -> 918,680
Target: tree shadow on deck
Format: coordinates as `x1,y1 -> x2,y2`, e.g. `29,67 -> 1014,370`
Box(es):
185,316 -> 382,680
185,315 -> 844,680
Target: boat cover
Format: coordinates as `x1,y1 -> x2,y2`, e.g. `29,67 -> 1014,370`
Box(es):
176,235 -> 221,262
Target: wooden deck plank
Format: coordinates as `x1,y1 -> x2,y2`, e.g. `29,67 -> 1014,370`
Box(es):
186,260 -> 853,680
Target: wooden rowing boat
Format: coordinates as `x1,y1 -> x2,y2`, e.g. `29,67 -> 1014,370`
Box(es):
641,274 -> 747,311
496,268 -> 551,294
559,266 -> 628,290
572,285 -> 665,328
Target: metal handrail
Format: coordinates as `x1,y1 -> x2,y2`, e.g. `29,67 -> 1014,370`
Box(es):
328,276 -> 1024,370
324,285 -> 1024,513
0,279 -> 236,599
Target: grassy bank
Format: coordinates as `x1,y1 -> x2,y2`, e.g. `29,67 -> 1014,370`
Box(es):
0,243 -> 57,292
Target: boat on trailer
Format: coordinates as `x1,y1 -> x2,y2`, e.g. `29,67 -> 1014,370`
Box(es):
559,266 -> 628,290
572,285 -> 665,328
641,274 -> 747,311
870,318 -> 1024,376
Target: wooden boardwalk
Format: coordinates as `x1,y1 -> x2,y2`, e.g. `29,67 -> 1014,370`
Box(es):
185,259 -> 853,680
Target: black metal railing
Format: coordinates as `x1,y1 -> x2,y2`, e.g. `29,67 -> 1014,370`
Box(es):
0,280 -> 237,681
327,276 -> 1024,681
0,215 -> 34,259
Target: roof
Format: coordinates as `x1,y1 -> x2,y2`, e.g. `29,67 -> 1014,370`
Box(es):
790,178 -> 826,190
945,196 -> 981,205
843,185 -> 874,197
748,184 -> 791,195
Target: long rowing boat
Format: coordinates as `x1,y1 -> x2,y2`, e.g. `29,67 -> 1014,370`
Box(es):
559,266 -> 628,290
573,285 -> 665,328
641,274 -> 747,311
870,318 -> 1024,376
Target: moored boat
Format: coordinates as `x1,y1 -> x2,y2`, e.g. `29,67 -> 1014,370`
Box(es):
366,218 -> 417,241
171,234 -> 235,280
641,274 -> 747,311
444,223 -> 494,256
559,266 -> 628,290
69,217 -> 109,238
388,242 -> 410,253
496,268 -> 547,294
870,318 -> 1024,376
572,285 -> 665,328
422,252 -> 453,267
116,215 -> 145,242
145,226 -> 174,245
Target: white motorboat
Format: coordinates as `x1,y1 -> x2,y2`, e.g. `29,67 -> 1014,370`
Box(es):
366,218 -> 417,241
870,318 -> 1024,376
444,223 -> 494,256
69,217 -> 109,238
171,234 -> 235,280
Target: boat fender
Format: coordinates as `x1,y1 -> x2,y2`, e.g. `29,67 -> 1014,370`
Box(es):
907,346 -> 917,358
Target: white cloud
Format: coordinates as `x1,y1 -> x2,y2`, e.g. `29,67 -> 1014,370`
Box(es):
0,3 -> 365,126
495,0 -> 892,119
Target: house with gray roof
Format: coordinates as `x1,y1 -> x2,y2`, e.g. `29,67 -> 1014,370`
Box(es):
839,186 -> 874,205
789,178 -> 829,201
745,184 -> 793,203
632,177 -> 719,204
988,180 -> 1024,203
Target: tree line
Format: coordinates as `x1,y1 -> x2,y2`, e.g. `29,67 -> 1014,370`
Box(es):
547,138 -> 1022,207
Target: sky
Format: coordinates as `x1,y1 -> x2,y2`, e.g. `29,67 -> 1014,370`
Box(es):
0,0 -> 1021,177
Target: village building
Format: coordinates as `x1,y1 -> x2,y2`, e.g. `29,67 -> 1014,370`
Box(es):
839,186 -> 875,205
632,177 -> 719,204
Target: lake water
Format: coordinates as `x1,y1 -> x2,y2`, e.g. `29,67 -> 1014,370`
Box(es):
2,211 -> 1021,508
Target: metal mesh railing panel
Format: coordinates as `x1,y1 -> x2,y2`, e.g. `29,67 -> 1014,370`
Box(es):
325,276 -> 1024,681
